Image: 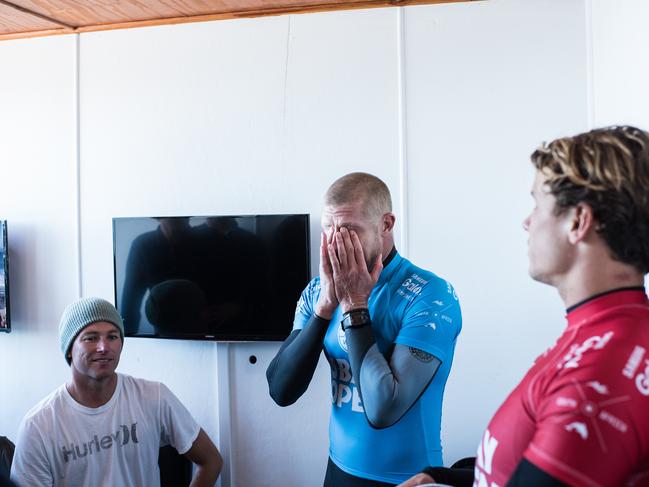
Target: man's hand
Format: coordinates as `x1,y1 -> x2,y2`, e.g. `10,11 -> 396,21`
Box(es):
396,472 -> 435,487
315,229 -> 338,320
328,227 -> 382,313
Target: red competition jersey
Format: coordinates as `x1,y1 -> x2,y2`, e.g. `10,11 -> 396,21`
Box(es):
475,289 -> 649,487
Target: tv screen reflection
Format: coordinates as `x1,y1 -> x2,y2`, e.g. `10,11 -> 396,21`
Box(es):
113,215 -> 310,341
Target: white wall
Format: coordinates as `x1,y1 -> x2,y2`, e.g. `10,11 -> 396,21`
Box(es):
0,34 -> 78,437
403,0 -> 589,462
0,1 -> 603,485
590,0 -> 649,129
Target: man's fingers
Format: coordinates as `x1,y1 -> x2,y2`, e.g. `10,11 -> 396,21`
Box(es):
396,473 -> 434,487
349,230 -> 366,268
327,226 -> 335,245
327,242 -> 341,276
335,231 -> 349,269
320,232 -> 329,263
320,232 -> 332,272
340,227 -> 357,268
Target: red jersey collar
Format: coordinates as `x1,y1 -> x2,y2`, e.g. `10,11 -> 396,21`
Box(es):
567,287 -> 648,327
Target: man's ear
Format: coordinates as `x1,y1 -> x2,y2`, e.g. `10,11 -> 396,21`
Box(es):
382,213 -> 396,234
568,203 -> 595,244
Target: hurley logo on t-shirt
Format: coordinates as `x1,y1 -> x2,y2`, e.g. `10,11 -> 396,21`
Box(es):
60,423 -> 139,463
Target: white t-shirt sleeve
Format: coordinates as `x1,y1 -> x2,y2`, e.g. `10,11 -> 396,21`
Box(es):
10,419 -> 53,487
158,383 -> 200,455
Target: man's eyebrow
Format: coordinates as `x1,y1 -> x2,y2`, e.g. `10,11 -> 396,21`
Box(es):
81,329 -> 118,336
322,222 -> 358,230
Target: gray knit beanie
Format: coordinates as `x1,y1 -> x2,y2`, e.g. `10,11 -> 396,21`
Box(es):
59,297 -> 124,364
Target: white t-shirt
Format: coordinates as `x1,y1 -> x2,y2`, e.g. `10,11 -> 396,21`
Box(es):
10,373 -> 200,487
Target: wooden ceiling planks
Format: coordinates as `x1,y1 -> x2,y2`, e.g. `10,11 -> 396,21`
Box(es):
13,0 -> 191,25
0,1 -> 66,34
0,0 -> 475,40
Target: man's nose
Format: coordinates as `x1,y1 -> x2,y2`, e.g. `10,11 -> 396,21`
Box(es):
522,215 -> 531,231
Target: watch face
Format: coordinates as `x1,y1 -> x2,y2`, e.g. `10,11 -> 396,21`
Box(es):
343,310 -> 370,330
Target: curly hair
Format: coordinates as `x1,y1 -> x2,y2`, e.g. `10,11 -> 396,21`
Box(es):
531,125 -> 649,274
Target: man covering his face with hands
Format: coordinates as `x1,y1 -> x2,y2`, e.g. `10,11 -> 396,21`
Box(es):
267,172 -> 462,486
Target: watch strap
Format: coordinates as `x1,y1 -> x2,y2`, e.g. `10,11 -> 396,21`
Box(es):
341,308 -> 371,331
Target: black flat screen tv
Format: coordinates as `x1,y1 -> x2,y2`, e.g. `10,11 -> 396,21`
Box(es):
113,214 -> 311,341
0,220 -> 10,333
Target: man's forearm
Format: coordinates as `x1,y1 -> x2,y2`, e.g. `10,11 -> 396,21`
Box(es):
345,325 -> 441,428
266,314 -> 330,406
184,428 -> 222,487
189,464 -> 220,487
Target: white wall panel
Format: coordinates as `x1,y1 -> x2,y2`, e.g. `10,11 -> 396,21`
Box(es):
590,0 -> 649,128
0,35 -> 78,441
283,8 -> 402,231
404,0 -> 589,464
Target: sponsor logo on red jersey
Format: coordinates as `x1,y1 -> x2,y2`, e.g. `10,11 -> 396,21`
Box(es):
559,332 -> 614,369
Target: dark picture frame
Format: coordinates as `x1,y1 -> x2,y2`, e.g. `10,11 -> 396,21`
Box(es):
0,221 -> 10,333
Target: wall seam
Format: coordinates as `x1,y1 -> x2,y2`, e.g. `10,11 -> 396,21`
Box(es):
216,343 -> 233,486
585,0 -> 595,129
281,15 -> 292,173
74,33 -> 82,298
397,8 -> 409,258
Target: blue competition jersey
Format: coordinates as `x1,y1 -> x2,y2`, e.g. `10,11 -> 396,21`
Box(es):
294,251 -> 462,483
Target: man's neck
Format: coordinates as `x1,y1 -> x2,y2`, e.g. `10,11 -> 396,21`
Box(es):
382,237 -> 395,262
557,258 -> 645,309
67,373 -> 118,408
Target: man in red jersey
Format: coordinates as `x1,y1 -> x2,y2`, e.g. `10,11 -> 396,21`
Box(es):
400,125 -> 649,487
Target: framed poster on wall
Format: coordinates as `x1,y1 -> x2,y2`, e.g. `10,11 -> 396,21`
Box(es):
0,220 -> 10,332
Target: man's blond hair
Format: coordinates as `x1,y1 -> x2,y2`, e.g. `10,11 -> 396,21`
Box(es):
324,172 -> 392,220
531,125 -> 649,273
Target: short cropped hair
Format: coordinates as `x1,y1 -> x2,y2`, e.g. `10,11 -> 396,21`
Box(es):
531,125 -> 649,274
324,172 -> 392,220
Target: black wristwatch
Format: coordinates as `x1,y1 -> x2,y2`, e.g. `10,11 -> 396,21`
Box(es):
341,308 -> 371,331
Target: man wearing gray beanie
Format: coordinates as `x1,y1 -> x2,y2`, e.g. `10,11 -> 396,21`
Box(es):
10,297 -> 222,487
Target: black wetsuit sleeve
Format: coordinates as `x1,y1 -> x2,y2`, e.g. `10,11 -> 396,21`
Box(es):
266,314 -> 330,406
417,454 -> 569,486
421,466 -> 473,487
506,458 -> 569,486
345,323 -> 441,429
